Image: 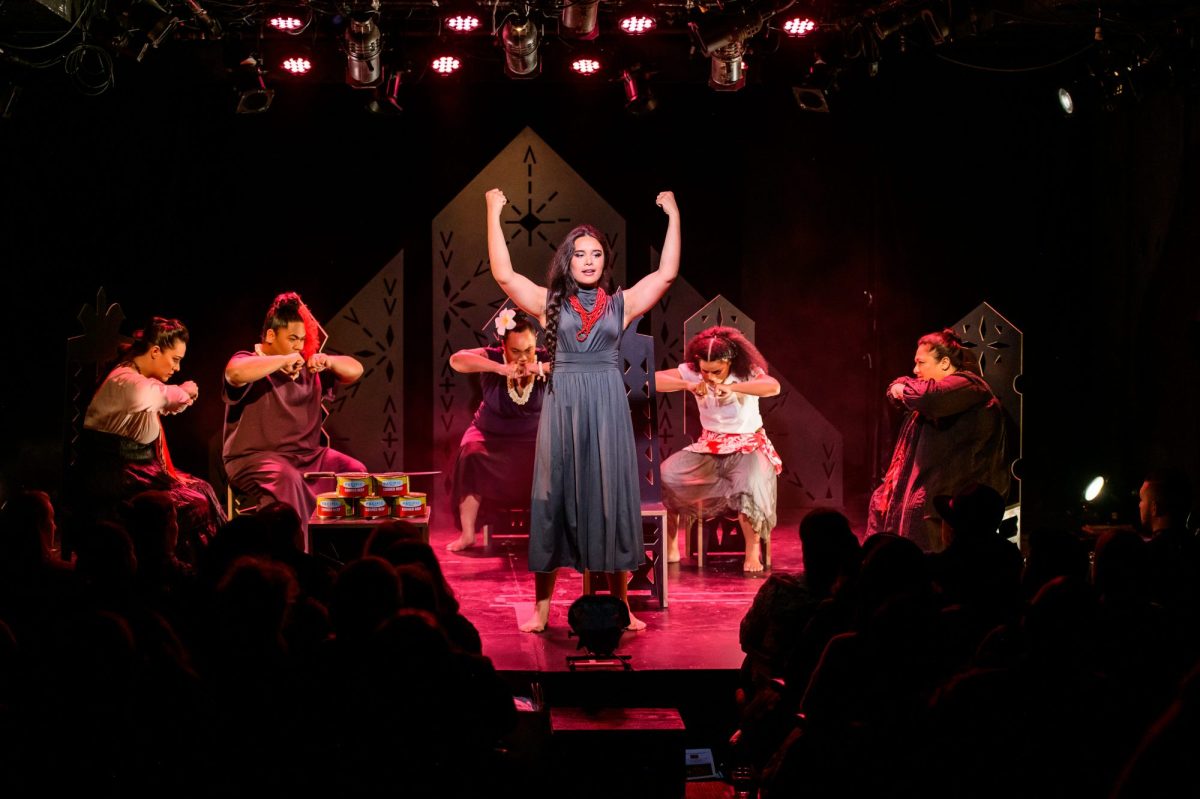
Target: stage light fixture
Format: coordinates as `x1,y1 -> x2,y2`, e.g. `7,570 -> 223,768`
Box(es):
235,58 -> 274,113
792,57 -> 837,112
366,70 -> 405,114
432,54 -> 463,75
345,11 -> 383,88
709,43 -> 746,91
621,65 -> 657,115
782,16 -> 816,37
1084,476 -> 1105,503
280,56 -> 312,75
1057,87 -> 1075,115
270,16 -> 305,31
571,57 -> 602,76
441,0 -> 483,33
501,15 -> 541,78
562,0 -> 600,40
268,4 -> 312,35
618,12 -> 656,35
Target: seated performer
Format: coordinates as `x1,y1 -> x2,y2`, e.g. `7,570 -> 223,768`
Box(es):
655,326 -> 782,573
445,309 -> 549,552
223,292 -> 366,529
82,317 -> 225,560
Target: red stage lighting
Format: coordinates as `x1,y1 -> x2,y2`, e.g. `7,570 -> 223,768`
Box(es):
572,58 -> 602,76
281,56 -> 312,75
782,17 -> 817,37
269,16 -> 304,32
432,55 -> 462,76
619,14 -> 656,35
446,14 -> 482,33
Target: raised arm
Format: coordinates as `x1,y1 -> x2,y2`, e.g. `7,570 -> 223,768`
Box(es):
891,373 -> 991,419
624,191 -> 681,328
486,189 -> 548,323
655,368 -> 700,394
725,373 -> 781,398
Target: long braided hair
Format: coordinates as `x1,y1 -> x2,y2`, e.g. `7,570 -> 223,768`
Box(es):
543,224 -> 614,391
684,326 -> 768,380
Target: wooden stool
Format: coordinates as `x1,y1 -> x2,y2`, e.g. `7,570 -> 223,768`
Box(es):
308,512 -> 430,564
550,707 -> 685,799
689,515 -> 771,569
581,503 -> 669,608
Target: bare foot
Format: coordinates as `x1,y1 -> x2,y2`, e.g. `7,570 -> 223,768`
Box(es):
743,557 -> 764,574
666,544 -> 681,564
446,533 -> 476,552
519,611 -> 548,633
625,614 -> 647,632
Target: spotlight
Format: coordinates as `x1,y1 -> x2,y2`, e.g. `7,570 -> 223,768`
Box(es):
571,57 -> 602,76
431,54 -> 463,76
345,11 -> 383,88
708,42 -> 746,91
561,0 -> 600,40
441,0 -> 482,33
501,15 -> 540,78
566,594 -> 631,670
235,58 -> 274,113
1057,87 -> 1075,115
621,65 -> 657,115
782,16 -> 816,37
366,70 -> 405,114
280,56 -> 312,75
1084,476 -> 1105,503
268,3 -> 312,35
618,11 -> 656,35
792,57 -> 837,112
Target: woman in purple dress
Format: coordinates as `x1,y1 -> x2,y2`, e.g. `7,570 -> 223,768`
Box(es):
445,310 -> 549,552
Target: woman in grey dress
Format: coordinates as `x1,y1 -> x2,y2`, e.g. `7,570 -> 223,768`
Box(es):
484,187 -> 681,633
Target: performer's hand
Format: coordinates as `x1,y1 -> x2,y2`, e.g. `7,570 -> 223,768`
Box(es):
888,381 -> 907,400
486,188 -> 508,218
307,352 -> 330,373
279,352 -> 304,378
500,361 -> 526,379
656,190 -> 678,216
710,384 -> 734,400
689,381 -> 707,398
179,380 -> 199,400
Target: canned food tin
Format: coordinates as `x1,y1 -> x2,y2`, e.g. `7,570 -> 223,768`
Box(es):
336,472 -> 371,498
373,472 -> 410,497
359,495 -> 390,519
394,491 -> 427,518
316,493 -> 353,519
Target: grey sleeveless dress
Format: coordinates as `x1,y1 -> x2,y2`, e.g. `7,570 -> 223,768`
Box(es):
528,287 -> 645,573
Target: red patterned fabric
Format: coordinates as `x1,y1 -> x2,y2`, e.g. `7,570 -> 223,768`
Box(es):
685,429 -> 783,474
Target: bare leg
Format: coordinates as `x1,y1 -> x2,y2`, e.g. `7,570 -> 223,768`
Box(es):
447,494 -> 481,552
740,514 -> 764,573
605,571 -> 647,631
666,512 -> 681,563
519,570 -> 558,632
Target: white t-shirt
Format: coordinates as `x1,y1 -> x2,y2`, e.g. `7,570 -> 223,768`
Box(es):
677,363 -> 764,434
84,365 -> 194,444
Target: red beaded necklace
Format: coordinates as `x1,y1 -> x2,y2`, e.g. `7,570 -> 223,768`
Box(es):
568,288 -> 609,342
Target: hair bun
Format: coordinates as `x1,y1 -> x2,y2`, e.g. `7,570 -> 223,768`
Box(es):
941,328 -> 961,346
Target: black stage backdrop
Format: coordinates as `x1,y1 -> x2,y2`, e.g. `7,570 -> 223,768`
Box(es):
2,53 -> 1198,531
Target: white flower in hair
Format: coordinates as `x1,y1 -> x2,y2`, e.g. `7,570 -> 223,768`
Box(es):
494,308 -> 518,338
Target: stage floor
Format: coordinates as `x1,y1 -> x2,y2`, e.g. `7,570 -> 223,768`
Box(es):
430,513 -> 808,674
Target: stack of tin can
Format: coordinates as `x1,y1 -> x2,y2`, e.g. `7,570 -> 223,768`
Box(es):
314,472 -> 428,519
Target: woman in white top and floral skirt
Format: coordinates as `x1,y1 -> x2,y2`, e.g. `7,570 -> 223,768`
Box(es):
654,326 -> 782,573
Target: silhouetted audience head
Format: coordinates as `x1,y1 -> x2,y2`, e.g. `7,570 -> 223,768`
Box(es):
256,501 -> 305,555
215,556 -> 298,648
856,534 -> 931,622
934,483 -> 1006,545
1024,575 -> 1099,665
363,521 -> 426,558
798,508 -> 861,597
376,541 -> 461,615
394,563 -> 439,614
125,490 -> 179,568
74,520 -> 137,585
0,489 -> 56,569
332,556 -> 401,642
1094,529 -> 1148,601
1139,469 -> 1193,533
1021,527 -> 1089,599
